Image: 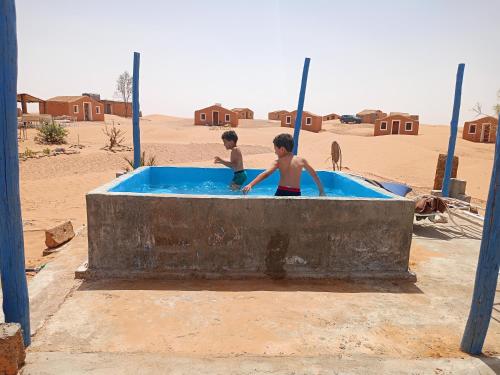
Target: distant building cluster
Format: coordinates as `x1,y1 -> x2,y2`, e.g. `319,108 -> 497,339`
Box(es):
21,91 -> 493,142
17,93 -> 133,121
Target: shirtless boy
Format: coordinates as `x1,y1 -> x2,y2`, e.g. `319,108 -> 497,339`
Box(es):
242,133 -> 325,196
214,130 -> 247,189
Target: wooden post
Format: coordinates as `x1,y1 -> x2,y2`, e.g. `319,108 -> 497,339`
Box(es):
292,58 -> 311,155
20,94 -> 27,114
461,112 -> 500,354
442,63 -> 465,197
132,52 -> 141,169
0,0 -> 31,346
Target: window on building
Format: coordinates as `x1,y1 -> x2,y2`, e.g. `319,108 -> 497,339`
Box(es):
96,106 -> 101,114
380,121 -> 387,130
200,113 -> 206,121
305,117 -> 312,125
286,116 -> 291,124
469,124 -> 476,134
405,122 -> 412,131
225,114 -> 230,122
73,105 -> 79,114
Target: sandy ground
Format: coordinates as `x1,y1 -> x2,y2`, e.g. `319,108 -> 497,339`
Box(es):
18,114 -> 494,270
13,115 -> 499,373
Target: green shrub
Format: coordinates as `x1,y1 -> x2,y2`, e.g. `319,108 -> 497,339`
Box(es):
23,148 -> 35,158
43,148 -> 51,155
124,151 -> 156,171
36,121 -> 68,144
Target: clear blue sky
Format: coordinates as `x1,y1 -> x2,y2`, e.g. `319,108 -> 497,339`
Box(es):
16,0 -> 500,124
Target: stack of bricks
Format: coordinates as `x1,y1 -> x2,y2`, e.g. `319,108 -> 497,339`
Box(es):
433,153 -> 459,190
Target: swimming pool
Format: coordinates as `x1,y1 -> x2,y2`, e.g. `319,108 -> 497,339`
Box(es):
109,166 -> 393,199
82,166 -> 415,281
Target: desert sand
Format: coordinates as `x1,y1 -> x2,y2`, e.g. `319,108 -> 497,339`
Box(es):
18,114 -> 495,269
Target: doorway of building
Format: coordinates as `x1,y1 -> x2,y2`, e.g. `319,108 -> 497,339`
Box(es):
106,103 -> 112,114
481,124 -> 491,142
83,102 -> 92,121
212,111 -> 219,125
392,120 -> 400,134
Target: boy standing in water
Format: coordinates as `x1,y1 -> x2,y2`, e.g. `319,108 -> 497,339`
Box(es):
215,130 -> 247,190
242,133 -> 325,196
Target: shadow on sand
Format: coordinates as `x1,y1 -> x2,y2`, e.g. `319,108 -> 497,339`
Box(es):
477,354 -> 500,374
77,278 -> 423,294
413,222 -> 483,241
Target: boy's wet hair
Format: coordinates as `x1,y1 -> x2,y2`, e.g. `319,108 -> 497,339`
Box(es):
221,130 -> 238,144
273,133 -> 294,152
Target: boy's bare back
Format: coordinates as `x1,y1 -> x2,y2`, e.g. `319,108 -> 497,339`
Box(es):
275,154 -> 305,189
242,133 -> 324,196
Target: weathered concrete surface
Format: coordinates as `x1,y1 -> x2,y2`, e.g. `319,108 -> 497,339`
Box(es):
86,193 -> 414,279
22,352 -> 500,374
0,323 -> 25,375
28,227 -> 86,334
22,216 -> 499,374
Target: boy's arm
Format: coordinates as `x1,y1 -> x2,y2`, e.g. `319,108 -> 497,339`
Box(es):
303,158 -> 325,196
214,156 -> 233,168
242,161 -> 278,194
215,149 -> 241,169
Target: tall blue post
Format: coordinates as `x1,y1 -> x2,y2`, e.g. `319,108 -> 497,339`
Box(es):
0,0 -> 31,346
132,52 -> 141,169
461,112 -> 500,354
292,57 -> 311,155
442,63 -> 465,196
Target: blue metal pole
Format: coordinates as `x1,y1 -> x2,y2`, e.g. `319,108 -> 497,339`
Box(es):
461,112 -> 500,354
0,0 -> 31,346
442,63 -> 465,196
132,52 -> 141,169
292,57 -> 311,155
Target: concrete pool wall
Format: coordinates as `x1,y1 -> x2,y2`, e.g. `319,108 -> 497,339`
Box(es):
83,167 -> 415,280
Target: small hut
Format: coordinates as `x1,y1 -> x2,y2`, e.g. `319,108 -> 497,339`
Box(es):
231,108 -> 254,120
100,99 -> 133,118
268,110 -> 289,121
389,112 -> 419,121
281,110 -> 323,133
194,104 -> 238,127
374,114 -> 419,136
41,95 -> 104,121
323,113 -> 340,121
16,93 -> 46,114
462,116 -> 498,143
356,109 -> 387,124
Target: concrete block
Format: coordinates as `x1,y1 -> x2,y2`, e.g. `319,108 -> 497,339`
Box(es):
45,221 -> 75,249
431,190 -> 442,197
0,323 -> 25,375
449,178 -> 466,198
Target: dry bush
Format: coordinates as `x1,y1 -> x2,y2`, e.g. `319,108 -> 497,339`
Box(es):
102,122 -> 127,152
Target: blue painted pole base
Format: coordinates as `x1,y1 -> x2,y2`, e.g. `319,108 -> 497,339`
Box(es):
460,113 -> 500,354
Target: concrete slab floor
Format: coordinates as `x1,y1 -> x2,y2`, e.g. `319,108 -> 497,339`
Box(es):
23,217 -> 500,374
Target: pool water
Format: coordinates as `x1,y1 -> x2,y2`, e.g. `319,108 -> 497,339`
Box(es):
109,167 -> 392,199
